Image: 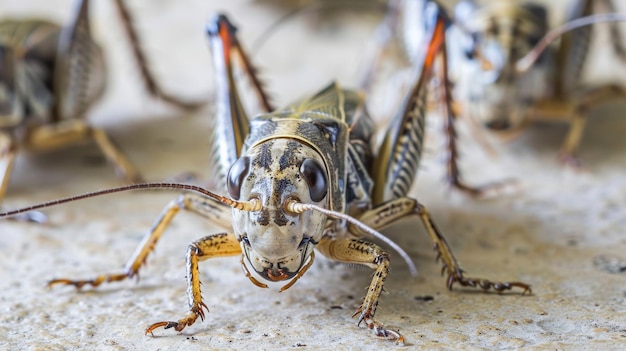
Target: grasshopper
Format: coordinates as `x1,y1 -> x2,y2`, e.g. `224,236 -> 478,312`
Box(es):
447,0 -> 626,167
0,9 -> 531,344
0,0 -> 203,214
363,0 -> 626,168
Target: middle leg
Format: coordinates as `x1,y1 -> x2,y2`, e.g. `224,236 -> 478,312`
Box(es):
316,236 -> 405,344
352,197 -> 531,294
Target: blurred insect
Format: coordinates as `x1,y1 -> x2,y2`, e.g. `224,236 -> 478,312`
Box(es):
254,0 -> 519,196
383,0 -> 626,167
1,8 -> 531,344
0,0 -> 204,218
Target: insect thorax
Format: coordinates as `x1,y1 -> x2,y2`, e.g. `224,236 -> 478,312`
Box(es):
244,84 -> 376,216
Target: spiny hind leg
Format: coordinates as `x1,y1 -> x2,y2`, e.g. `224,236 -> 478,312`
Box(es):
48,193 -> 233,289
369,4 -> 511,200
145,233 -> 241,335
316,236 -> 404,344
352,197 -> 531,294
436,46 -> 514,197
112,0 -> 207,110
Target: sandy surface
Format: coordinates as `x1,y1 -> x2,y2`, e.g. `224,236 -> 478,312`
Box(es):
1,0 -> 626,350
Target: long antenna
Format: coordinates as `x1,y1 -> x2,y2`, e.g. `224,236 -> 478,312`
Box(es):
0,183 -> 260,218
516,12 -> 626,72
286,201 -> 418,276
3,183 -> 417,276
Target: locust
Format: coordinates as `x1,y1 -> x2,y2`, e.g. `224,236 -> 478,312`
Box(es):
0,9 -> 531,344
428,0 -> 626,167
0,0 -> 203,215
254,0 -> 516,197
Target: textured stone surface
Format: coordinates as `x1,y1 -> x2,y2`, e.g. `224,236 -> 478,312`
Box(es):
1,0 -> 626,350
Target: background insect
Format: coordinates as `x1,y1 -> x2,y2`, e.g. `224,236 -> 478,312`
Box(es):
249,1 -> 498,196
388,0 -> 626,167
0,6 -> 531,345
2,1 -> 626,350
0,0 -> 204,217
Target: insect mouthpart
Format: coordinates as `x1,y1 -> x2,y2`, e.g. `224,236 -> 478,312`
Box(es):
241,235 -> 316,284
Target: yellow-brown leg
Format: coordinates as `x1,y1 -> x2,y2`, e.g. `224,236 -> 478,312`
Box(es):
558,85 -> 626,167
0,131 -> 15,202
316,236 -> 404,344
90,128 -> 143,183
559,109 -> 587,167
24,120 -> 143,183
354,197 -> 531,293
145,233 -> 241,335
48,193 -> 233,289
0,132 -> 47,222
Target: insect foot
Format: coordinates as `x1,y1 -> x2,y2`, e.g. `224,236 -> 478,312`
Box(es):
433,244 -> 532,295
557,151 -> 585,171
444,269 -> 532,295
47,272 -> 137,290
145,302 -> 209,335
353,306 -> 405,345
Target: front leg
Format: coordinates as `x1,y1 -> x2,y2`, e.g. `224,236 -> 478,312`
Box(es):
353,197 -> 531,294
316,236 -> 404,344
48,192 -> 232,289
0,132 -> 46,222
145,233 -> 241,334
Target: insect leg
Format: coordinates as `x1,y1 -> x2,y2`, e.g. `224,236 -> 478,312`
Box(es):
316,236 -> 404,344
371,3 -> 505,201
437,37 -> 492,196
554,0 -> 596,97
0,132 -> 15,203
90,128 -> 143,183
145,232 -> 241,335
0,133 -> 46,222
205,14 -> 273,190
435,18 -> 514,196
23,120 -> 143,184
48,192 -> 232,289
351,197 -> 531,294
369,4 -> 436,205
52,0 -> 105,124
559,84 -> 626,166
111,0 -> 206,110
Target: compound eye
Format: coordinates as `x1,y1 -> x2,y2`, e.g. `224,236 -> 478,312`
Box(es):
300,158 -> 327,202
227,157 -> 250,200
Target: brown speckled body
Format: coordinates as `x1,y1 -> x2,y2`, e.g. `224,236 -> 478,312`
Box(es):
16,11 -> 530,345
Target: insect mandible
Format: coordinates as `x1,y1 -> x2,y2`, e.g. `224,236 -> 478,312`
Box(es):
0,9 -> 531,344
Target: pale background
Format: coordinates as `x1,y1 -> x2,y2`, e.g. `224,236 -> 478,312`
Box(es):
1,0 -> 626,350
